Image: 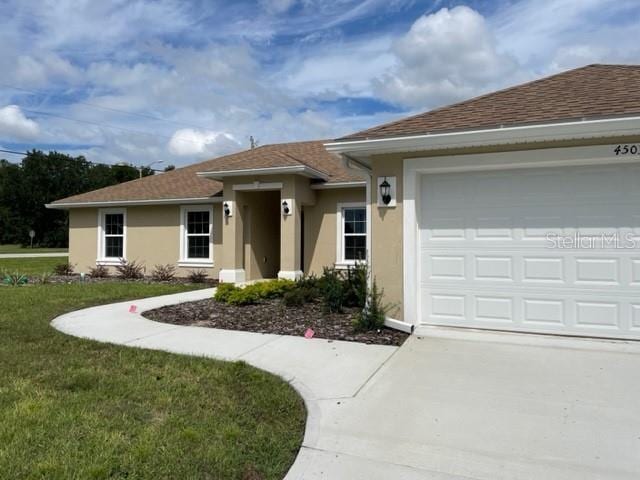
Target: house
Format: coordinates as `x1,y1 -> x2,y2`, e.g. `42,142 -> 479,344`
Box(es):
50,64 -> 640,340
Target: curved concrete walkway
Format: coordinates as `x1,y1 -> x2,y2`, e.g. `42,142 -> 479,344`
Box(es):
51,288 -> 401,479
52,289 -> 640,480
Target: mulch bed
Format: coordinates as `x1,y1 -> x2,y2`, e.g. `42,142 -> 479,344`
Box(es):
144,298 -> 409,346
27,274 -> 218,286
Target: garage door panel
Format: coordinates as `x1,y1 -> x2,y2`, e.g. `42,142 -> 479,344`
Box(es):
419,164 -> 640,340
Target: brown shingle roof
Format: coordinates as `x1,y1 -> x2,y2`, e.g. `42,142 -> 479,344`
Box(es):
52,140 -> 361,205
337,64 -> 640,141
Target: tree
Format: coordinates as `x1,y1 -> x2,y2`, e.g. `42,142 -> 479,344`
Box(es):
0,151 -> 152,247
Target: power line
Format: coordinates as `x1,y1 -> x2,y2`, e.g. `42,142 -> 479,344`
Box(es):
0,148 -> 162,171
0,83 -> 213,131
20,108 -> 206,146
0,148 -> 27,156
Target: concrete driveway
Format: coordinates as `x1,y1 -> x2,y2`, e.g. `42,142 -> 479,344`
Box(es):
52,290 -> 640,480
292,330 -> 640,480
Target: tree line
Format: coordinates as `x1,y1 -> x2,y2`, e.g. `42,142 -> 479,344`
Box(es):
0,150 -> 155,247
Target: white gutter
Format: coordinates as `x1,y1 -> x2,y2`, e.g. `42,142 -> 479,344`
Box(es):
324,116 -> 640,155
310,180 -> 366,190
197,165 -> 330,181
46,197 -> 222,209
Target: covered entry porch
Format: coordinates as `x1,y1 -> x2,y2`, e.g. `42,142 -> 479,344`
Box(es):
202,172 -> 317,283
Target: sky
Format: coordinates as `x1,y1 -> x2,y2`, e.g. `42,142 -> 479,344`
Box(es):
1,0 -> 640,168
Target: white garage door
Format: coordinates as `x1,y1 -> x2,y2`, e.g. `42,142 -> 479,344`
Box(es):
419,163 -> 640,340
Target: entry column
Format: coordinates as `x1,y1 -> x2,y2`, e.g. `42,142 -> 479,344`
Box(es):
219,190 -> 246,283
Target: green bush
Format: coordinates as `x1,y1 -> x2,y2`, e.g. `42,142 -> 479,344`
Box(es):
319,267 -> 345,313
353,279 -> 389,332
215,279 -> 295,305
214,283 -> 238,302
283,285 -> 317,307
343,263 -> 368,308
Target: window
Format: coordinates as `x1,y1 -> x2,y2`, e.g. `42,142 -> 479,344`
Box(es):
337,203 -> 367,264
98,209 -> 126,263
180,205 -> 213,266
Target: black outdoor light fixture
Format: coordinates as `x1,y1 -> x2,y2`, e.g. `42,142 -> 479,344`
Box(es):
281,200 -> 290,215
223,202 -> 231,217
379,177 -> 392,205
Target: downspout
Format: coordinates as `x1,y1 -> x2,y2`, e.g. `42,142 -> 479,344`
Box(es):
341,154 -> 373,290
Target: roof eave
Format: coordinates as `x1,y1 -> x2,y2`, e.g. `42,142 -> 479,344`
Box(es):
325,116 -> 640,157
196,165 -> 330,181
46,196 -> 223,210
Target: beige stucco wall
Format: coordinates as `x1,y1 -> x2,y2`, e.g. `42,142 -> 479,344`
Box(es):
69,207 -> 99,272
304,187 -> 366,275
367,135 -> 640,322
68,204 -> 222,278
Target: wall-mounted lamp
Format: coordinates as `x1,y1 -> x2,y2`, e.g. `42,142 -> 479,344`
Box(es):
380,178 -> 391,205
281,200 -> 290,216
377,176 -> 396,208
223,201 -> 232,217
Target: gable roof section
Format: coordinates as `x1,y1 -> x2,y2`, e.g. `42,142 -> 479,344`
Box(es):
337,64 -> 640,141
50,140 -> 362,206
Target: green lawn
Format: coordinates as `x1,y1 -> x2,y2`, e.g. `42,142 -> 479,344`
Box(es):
0,244 -> 68,254
0,283 -> 306,479
0,257 -> 63,276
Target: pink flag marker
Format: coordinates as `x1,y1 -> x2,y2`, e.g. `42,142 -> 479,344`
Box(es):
129,305 -> 138,313
304,328 -> 314,339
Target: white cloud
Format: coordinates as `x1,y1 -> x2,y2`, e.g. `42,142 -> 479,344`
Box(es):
373,6 -> 520,109
168,129 -> 241,157
0,105 -> 40,140
280,36 -> 395,98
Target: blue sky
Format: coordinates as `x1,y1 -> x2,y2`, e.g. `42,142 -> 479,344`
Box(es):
1,0 -> 640,167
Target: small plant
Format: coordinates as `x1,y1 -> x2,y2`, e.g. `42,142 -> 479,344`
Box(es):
115,259 -> 145,280
3,272 -> 28,286
88,264 -> 109,278
53,262 -> 75,276
353,279 -> 390,332
344,262 -> 368,308
187,269 -> 208,283
319,267 -> 345,313
151,264 -> 176,282
37,272 -> 53,284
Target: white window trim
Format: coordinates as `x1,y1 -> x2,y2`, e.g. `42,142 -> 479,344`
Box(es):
179,205 -> 214,268
97,208 -> 127,265
336,202 -> 367,267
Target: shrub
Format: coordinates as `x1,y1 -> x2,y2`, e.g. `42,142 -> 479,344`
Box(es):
319,267 -> 345,313
343,263 -> 368,308
214,283 -> 238,302
2,272 -> 28,286
353,279 -> 389,332
115,259 -> 145,280
187,269 -> 208,283
53,262 -> 75,276
283,286 -> 316,307
151,264 -> 176,282
214,279 -> 295,305
88,264 -> 109,278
